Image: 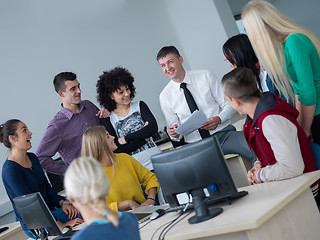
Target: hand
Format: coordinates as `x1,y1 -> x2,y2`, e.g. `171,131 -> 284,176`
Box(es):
143,122 -> 150,141
63,218 -> 84,228
140,198 -> 155,207
118,200 -> 140,211
253,161 -> 262,170
118,137 -> 127,145
62,203 -> 79,220
57,218 -> 83,230
168,124 -> 180,138
303,126 -> 313,142
201,116 -> 221,130
96,107 -> 110,118
247,162 -> 262,185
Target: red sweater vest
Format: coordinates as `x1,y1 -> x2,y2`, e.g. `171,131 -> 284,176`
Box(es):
243,94 -> 317,176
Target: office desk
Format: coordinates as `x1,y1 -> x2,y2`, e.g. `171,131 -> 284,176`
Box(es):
140,171 -> 320,240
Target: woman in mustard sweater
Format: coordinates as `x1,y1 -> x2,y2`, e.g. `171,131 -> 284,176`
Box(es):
81,125 -> 159,211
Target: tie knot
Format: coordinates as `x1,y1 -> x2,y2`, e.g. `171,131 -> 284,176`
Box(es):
180,82 -> 187,89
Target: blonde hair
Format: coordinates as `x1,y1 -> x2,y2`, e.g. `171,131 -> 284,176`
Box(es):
242,0 -> 320,103
64,157 -> 119,227
81,126 -> 118,172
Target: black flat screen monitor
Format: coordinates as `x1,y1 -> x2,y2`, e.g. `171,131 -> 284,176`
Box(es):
151,136 -> 238,224
13,192 -> 64,240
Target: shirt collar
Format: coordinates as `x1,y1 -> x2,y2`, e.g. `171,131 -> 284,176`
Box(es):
60,101 -> 85,119
171,71 -> 192,91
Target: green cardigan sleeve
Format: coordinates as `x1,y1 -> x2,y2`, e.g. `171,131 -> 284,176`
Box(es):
284,34 -> 317,106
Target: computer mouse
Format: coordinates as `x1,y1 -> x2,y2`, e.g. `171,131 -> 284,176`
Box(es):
149,209 -> 165,220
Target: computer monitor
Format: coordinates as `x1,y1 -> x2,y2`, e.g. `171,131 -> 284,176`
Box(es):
151,136 -> 238,224
13,192 -> 63,240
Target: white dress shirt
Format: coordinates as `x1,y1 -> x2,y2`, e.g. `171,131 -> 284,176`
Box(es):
159,70 -> 235,143
259,67 -> 270,92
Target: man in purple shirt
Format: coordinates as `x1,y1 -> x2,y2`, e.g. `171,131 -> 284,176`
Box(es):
36,72 -> 105,175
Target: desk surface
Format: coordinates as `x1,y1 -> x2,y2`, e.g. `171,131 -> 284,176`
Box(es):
0,222 -> 23,240
140,171 -> 320,240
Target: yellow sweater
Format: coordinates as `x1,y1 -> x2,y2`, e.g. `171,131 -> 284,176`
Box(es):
103,153 -> 159,211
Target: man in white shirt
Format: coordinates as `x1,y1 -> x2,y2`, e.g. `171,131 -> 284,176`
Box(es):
157,46 -> 256,162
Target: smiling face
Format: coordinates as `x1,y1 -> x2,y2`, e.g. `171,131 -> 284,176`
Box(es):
110,85 -> 131,107
59,80 -> 82,108
158,53 -> 185,83
10,122 -> 32,151
105,131 -> 118,152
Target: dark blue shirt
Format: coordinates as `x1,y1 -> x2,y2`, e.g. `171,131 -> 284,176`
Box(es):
71,212 -> 140,240
266,74 -> 293,105
2,152 -> 64,230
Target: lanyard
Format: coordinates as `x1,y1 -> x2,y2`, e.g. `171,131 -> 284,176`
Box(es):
88,211 -> 122,225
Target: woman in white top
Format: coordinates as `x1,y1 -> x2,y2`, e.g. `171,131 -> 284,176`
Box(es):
97,67 -> 161,171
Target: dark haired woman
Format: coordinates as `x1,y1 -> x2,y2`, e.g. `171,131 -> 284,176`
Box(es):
97,67 -> 161,171
222,34 -> 290,103
0,119 -> 83,239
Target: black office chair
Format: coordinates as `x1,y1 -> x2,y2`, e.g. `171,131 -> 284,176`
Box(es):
45,158 -> 65,193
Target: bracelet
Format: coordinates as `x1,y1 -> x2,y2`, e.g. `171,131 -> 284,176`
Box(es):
147,197 -> 155,201
61,200 -> 71,206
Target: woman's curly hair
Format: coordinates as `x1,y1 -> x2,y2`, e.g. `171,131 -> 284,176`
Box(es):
96,67 -> 136,111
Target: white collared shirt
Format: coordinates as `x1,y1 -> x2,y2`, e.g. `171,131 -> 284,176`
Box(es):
159,70 -> 235,143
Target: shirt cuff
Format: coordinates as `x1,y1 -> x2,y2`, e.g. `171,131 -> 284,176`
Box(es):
256,168 -> 264,183
218,105 -> 235,123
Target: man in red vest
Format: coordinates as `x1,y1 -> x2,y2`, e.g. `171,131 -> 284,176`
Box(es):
222,68 -> 318,199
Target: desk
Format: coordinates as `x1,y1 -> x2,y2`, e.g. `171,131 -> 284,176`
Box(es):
140,171 -> 320,240
0,222 -> 25,240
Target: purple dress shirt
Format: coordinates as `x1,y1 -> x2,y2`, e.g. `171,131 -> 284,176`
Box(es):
36,100 -> 100,175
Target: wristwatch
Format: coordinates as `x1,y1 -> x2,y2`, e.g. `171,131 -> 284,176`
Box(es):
60,200 -> 71,206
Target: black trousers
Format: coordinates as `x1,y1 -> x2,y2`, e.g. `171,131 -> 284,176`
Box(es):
311,114 -> 320,145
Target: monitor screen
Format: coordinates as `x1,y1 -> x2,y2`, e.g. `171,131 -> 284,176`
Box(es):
13,192 -> 62,238
151,136 -> 238,224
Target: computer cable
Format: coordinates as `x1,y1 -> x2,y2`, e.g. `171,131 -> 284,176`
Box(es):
150,200 -> 191,240
157,196 -> 192,240
139,219 -> 152,230
150,218 -> 173,240
158,191 -> 221,239
139,209 -> 166,230
158,209 -> 193,240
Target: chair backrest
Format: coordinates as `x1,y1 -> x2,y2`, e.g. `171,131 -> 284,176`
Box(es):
46,157 -> 65,193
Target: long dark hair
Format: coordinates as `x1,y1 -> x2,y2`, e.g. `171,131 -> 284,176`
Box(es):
223,34 -> 262,91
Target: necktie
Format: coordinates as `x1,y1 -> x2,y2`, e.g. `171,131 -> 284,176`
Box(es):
180,82 -> 210,139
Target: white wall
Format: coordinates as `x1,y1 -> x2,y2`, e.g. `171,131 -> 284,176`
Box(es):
162,0 -> 238,80
227,0 -> 320,38
0,0 -> 178,207
0,0 -> 237,211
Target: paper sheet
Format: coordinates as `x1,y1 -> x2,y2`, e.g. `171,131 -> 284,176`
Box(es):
175,109 -> 208,136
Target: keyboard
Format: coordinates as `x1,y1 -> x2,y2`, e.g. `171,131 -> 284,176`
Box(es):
166,190 -> 248,213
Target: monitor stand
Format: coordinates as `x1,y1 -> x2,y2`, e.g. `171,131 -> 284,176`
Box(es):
188,189 -> 223,224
